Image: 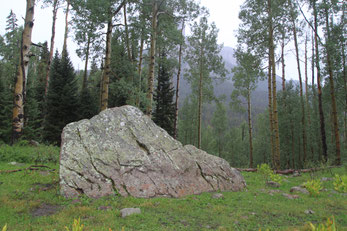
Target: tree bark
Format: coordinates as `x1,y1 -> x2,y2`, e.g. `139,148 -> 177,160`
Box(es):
99,1 -> 126,111
341,4 -> 347,149
268,53 -> 275,167
100,16 -> 112,111
305,34 -> 313,161
268,0 -> 280,170
12,0 -> 35,143
82,33 -> 91,92
136,34 -> 144,107
281,28 -> 285,91
313,0 -> 328,162
290,2 -> 307,164
45,0 -> 58,96
62,0 -> 70,55
247,87 -> 253,168
146,1 -> 158,117
123,3 -> 132,61
174,21 -> 185,140
198,45 -> 204,149
323,0 -> 341,165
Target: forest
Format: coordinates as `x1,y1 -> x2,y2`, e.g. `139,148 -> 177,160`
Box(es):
0,0 -> 346,170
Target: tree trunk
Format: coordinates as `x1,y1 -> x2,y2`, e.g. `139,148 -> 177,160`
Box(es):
198,46 -> 204,149
100,17 -> 113,111
62,0 -> 70,55
12,0 -> 35,143
323,0 -> 341,165
290,3 -> 307,164
291,120 -> 295,169
313,0 -> 328,162
123,3 -> 132,61
281,28 -> 285,91
268,53 -> 275,167
247,88 -> 253,168
174,21 -> 185,140
136,34 -> 144,107
82,34 -> 91,92
268,0 -> 280,170
146,1 -> 158,117
341,4 -> 347,149
305,34 -> 313,161
45,0 -> 58,96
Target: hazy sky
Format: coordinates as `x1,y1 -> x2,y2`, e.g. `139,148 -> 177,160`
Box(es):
0,0 -> 304,82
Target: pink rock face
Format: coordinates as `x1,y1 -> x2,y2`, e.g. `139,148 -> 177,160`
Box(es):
60,106 -> 246,199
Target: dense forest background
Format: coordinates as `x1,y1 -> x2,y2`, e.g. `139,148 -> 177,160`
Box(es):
0,0 -> 346,169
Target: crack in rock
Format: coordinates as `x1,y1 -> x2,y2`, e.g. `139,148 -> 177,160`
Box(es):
60,105 -> 245,199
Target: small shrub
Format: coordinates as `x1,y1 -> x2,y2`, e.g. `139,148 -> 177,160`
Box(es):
270,172 -> 283,184
65,218 -> 84,231
304,179 -> 322,197
257,163 -> 282,184
257,164 -> 272,182
308,216 -> 337,231
333,174 -> 347,193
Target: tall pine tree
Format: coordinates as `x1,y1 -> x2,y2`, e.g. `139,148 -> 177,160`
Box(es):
43,51 -> 79,144
153,50 -> 176,136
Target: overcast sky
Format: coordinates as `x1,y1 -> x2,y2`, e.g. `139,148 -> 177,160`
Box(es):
0,0 -> 304,82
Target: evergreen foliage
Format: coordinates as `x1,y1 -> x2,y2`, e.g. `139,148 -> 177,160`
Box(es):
43,51 -> 79,144
153,50 -> 176,136
0,75 -> 12,144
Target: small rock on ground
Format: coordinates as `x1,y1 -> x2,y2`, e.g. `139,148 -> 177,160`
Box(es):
321,177 -> 333,182
292,172 -> 301,177
290,186 -> 309,194
268,189 -> 282,194
282,193 -> 300,199
120,208 -> 141,218
305,210 -> 315,214
8,162 -> 25,166
212,193 -> 224,199
266,181 -> 280,188
98,206 -> 112,211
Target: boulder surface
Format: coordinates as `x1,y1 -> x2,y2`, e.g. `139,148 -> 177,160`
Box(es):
60,106 -> 246,198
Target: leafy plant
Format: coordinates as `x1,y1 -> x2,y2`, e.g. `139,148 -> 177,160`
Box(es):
2,224 -> 7,231
270,172 -> 283,184
304,179 -> 323,197
258,163 -> 272,182
65,218 -> 84,231
308,216 -> 337,231
333,174 -> 347,193
257,163 -> 282,184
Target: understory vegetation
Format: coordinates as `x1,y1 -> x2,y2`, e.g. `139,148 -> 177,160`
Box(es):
0,145 -> 346,230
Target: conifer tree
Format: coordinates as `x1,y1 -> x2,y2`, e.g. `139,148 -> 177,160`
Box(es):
0,75 -> 12,143
153,50 -> 176,136
43,51 -> 79,144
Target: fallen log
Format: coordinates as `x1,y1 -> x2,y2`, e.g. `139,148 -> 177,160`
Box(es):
237,166 -> 336,175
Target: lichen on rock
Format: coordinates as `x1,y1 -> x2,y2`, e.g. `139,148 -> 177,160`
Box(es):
60,105 -> 246,198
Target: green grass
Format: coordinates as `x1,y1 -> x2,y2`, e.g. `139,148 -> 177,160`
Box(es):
0,145 -> 346,230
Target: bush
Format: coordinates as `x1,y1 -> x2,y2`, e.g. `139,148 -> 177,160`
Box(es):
307,216 -> 337,231
257,163 -> 283,184
304,179 -> 323,197
65,218 -> 84,231
333,174 -> 347,193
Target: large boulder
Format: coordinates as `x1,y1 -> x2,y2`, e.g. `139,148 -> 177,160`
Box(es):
60,106 -> 246,198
